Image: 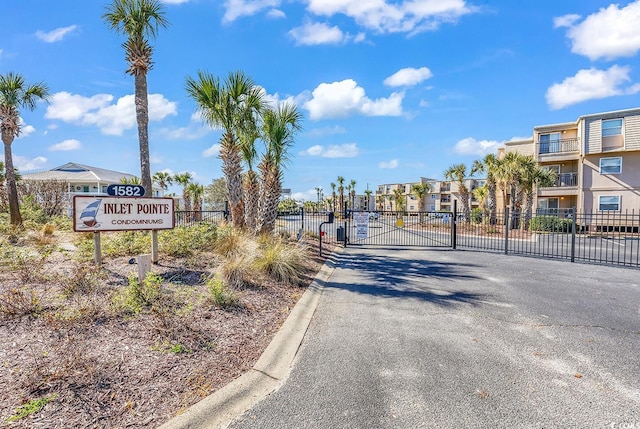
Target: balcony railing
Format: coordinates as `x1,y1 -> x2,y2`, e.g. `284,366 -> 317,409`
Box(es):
541,173 -> 578,188
441,197 -> 451,203
538,138 -> 580,155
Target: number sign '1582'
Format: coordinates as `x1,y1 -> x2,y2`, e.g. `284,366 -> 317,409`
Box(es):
107,184 -> 145,197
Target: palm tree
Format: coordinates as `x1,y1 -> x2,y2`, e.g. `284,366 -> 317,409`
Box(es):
152,171 -> 173,193
239,127 -> 260,231
364,189 -> 373,211
187,182 -> 204,220
256,102 -> 303,234
495,152 -> 524,228
471,153 -> 500,224
0,72 -> 50,225
376,195 -> 385,211
185,70 -> 266,229
103,0 -> 169,196
330,182 -> 336,212
444,163 -> 473,223
392,188 -> 405,213
173,172 -> 193,211
518,156 -> 557,230
349,179 -> 357,211
411,182 -> 431,223
336,176 -> 345,215
472,184 -> 489,220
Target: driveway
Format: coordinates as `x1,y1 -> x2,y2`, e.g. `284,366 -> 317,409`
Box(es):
229,247 -> 640,429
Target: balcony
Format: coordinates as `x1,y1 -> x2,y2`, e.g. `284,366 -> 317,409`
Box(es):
441,196 -> 451,203
537,138 -> 579,155
540,173 -> 578,189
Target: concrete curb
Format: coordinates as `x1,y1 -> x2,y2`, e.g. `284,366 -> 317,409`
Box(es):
159,249 -> 340,429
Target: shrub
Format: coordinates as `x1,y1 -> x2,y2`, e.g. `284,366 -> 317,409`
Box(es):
206,276 -> 239,308
112,272 -> 162,315
0,287 -> 42,320
530,215 -> 573,233
470,208 -> 483,225
254,238 -> 304,285
159,223 -> 217,257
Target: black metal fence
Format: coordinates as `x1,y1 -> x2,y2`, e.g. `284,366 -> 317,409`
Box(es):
175,207 -> 640,269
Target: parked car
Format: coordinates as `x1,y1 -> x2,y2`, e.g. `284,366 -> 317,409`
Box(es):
368,211 -> 380,220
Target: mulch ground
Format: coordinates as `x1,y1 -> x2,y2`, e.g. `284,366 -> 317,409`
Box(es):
0,234 -> 332,428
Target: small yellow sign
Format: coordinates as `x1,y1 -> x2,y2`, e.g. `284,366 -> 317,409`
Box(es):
395,218 -> 404,227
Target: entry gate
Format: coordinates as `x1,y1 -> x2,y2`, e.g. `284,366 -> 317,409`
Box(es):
346,210 -> 453,247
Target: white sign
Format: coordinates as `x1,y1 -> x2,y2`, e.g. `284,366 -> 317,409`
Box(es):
353,212 -> 369,239
73,196 -> 175,232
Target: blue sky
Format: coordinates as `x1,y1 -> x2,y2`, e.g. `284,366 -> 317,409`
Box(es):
2,0 -> 640,200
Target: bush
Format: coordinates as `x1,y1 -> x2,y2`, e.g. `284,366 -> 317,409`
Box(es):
530,215 -> 573,233
470,208 -> 483,225
160,223 -> 217,257
112,272 -> 162,315
206,276 -> 239,308
254,238 -> 304,285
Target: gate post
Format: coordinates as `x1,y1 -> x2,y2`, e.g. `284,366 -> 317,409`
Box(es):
452,200 -> 457,249
570,208 -> 576,262
504,208 -> 510,255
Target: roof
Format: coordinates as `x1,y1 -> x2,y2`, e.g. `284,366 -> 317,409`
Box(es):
22,162 -> 139,184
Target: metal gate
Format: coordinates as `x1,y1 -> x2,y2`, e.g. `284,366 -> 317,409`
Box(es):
346,211 -> 453,247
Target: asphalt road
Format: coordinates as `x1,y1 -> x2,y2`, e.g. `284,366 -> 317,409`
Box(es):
229,246 -> 640,429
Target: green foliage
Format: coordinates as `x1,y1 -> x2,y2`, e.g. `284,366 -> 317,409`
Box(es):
102,231 -> 151,257
170,343 -> 192,354
19,195 -> 48,224
112,272 -> 162,315
6,394 -> 57,422
277,198 -> 299,213
206,276 -> 239,308
530,215 -> 573,233
470,208 -> 483,225
159,223 -> 217,257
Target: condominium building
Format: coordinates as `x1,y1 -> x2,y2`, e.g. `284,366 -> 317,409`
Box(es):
375,177 -> 485,213
501,107 -> 640,213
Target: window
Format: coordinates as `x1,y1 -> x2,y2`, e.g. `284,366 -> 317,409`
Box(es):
431,195 -> 436,200
540,132 -> 561,153
599,157 -> 622,174
599,195 -> 620,211
537,198 -> 559,211
602,119 -> 622,137
82,186 -> 90,192
429,205 -> 435,211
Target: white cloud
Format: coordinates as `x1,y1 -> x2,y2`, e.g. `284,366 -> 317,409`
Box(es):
306,0 -> 474,35
553,13 -> 580,28
35,25 -> 78,43
384,67 -> 433,87
303,79 -> 403,120
454,137 -> 501,156
379,159 -> 399,169
202,143 -> 221,158
267,9 -> 285,19
558,1 -> 640,61
545,65 -> 639,110
12,155 -> 47,171
299,143 -> 359,158
48,139 -> 81,151
289,22 -> 346,45
45,91 -> 177,135
223,0 -> 280,22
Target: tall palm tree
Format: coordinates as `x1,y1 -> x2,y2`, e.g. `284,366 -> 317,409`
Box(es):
256,102 -> 303,234
0,72 -> 50,225
336,176 -> 345,215
330,182 -> 336,212
471,153 -> 500,224
349,179 -> 357,211
495,152 -> 524,227
411,182 -> 431,223
518,156 -> 557,230
185,70 -> 266,229
444,163 -> 472,222
103,0 -> 169,196
173,172 -> 193,211
152,170 -> 173,193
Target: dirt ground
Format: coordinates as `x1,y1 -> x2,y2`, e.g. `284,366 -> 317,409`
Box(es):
0,230 -> 332,428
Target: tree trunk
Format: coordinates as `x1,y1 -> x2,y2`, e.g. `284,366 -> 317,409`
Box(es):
243,170 -> 259,232
487,178 -> 497,225
134,72 -> 152,196
221,131 -> 245,229
3,138 -> 22,226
